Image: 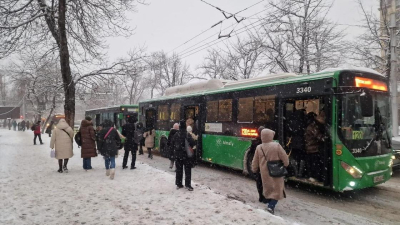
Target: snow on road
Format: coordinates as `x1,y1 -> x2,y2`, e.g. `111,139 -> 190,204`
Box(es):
0,129 -> 288,225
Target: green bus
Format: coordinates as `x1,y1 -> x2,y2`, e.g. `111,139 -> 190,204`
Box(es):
85,104 -> 139,132
138,68 -> 393,191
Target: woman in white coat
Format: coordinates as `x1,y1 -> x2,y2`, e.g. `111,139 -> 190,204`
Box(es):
50,119 -> 74,173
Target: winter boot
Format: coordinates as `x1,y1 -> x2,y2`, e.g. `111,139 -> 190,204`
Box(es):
110,169 -> 115,180
106,169 -> 110,176
63,166 -> 68,173
169,161 -> 174,169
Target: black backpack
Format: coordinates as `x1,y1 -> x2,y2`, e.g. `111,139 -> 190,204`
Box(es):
31,124 -> 36,131
75,131 -> 82,147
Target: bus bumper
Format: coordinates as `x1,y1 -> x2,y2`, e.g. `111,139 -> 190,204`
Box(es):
340,168 -> 391,191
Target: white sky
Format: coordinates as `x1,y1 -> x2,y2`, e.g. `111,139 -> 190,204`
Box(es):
105,0 -> 380,69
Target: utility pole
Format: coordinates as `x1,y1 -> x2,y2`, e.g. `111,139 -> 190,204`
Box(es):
390,9 -> 398,137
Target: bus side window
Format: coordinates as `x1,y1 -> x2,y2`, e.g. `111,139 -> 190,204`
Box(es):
238,97 -> 254,123
206,101 -> 218,122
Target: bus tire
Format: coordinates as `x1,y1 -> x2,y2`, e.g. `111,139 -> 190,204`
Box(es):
159,137 -> 168,158
244,148 -> 256,179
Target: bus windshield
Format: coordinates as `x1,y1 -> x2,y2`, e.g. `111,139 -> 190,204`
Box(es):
339,92 -> 391,156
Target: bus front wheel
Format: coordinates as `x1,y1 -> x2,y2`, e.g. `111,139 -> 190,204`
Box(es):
246,150 -> 256,179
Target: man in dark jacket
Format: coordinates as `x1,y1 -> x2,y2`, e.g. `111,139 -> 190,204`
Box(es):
97,119 -> 121,179
122,115 -> 138,169
167,123 -> 179,169
287,109 -> 307,177
33,121 -> 43,145
172,120 -> 195,191
21,120 -> 26,131
134,122 -> 145,155
80,117 -> 97,170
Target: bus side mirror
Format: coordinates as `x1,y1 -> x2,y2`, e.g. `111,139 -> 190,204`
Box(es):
360,91 -> 373,117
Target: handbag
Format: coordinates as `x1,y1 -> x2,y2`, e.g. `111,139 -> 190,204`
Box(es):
50,149 -> 55,158
261,147 -> 288,177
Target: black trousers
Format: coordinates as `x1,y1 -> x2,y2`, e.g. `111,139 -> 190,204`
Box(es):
123,147 -> 137,168
34,134 -> 43,144
175,159 -> 192,187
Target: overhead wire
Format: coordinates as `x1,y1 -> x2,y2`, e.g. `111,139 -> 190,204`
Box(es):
180,18 -> 271,59
169,1 -> 268,55
175,7 -> 271,57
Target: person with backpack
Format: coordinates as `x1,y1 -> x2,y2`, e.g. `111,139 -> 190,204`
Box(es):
79,116 -> 97,171
97,119 -> 121,180
50,119 -> 74,173
32,121 -> 43,145
172,120 -> 195,191
167,123 -> 179,170
252,128 -> 289,215
121,115 -> 138,169
143,126 -> 155,159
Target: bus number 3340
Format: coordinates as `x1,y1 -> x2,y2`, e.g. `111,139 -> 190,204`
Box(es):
296,87 -> 312,93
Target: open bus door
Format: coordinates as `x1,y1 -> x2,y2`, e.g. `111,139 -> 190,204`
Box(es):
184,104 -> 202,164
145,108 -> 156,129
282,97 -> 332,186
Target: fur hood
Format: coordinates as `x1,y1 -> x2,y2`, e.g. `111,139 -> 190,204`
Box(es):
56,119 -> 70,130
261,128 -> 275,143
81,119 -> 93,127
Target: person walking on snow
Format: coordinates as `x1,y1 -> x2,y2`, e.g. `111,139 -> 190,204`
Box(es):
80,117 -> 97,171
143,127 -> 155,159
50,119 -> 74,173
173,120 -> 195,191
167,123 -> 179,169
252,128 -> 289,215
97,119 -> 121,180
135,122 -> 145,155
45,121 -> 55,137
12,120 -> 17,131
122,115 -> 138,169
33,121 -> 43,145
26,121 -> 30,131
21,120 -> 26,132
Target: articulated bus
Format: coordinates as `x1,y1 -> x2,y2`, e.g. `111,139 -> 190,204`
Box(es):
138,68 -> 393,192
85,104 -> 138,132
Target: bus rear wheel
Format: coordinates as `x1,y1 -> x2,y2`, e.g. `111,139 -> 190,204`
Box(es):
246,150 -> 256,179
159,137 -> 168,158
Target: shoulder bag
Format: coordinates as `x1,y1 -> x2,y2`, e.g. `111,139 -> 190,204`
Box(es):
261,146 -> 288,178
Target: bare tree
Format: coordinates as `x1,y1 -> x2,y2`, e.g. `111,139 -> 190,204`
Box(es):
349,0 -> 391,75
146,51 -> 192,96
198,49 -> 231,79
264,0 -> 344,74
0,0 -> 144,126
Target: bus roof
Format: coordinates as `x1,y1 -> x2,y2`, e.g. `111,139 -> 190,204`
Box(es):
141,68 -> 384,103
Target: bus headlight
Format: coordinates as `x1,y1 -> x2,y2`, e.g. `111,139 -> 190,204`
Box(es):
341,161 -> 363,179
389,159 -> 393,167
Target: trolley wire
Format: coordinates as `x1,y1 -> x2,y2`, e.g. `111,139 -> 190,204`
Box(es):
180,18 -> 270,59
175,7 -> 271,57
169,1 -> 268,55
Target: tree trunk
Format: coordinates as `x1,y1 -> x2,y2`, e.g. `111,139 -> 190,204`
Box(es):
58,0 -> 75,127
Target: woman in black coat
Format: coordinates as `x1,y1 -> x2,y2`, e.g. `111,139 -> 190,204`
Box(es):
167,123 -> 179,169
172,120 -> 195,191
97,119 -> 121,180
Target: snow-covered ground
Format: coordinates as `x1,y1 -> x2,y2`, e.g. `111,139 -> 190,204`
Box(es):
0,129 -> 288,225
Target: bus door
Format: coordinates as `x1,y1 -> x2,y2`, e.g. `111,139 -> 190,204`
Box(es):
145,108 -> 156,129
95,114 -> 100,127
184,105 -> 201,162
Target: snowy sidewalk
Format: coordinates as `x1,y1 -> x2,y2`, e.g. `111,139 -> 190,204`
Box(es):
0,129 -> 288,225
